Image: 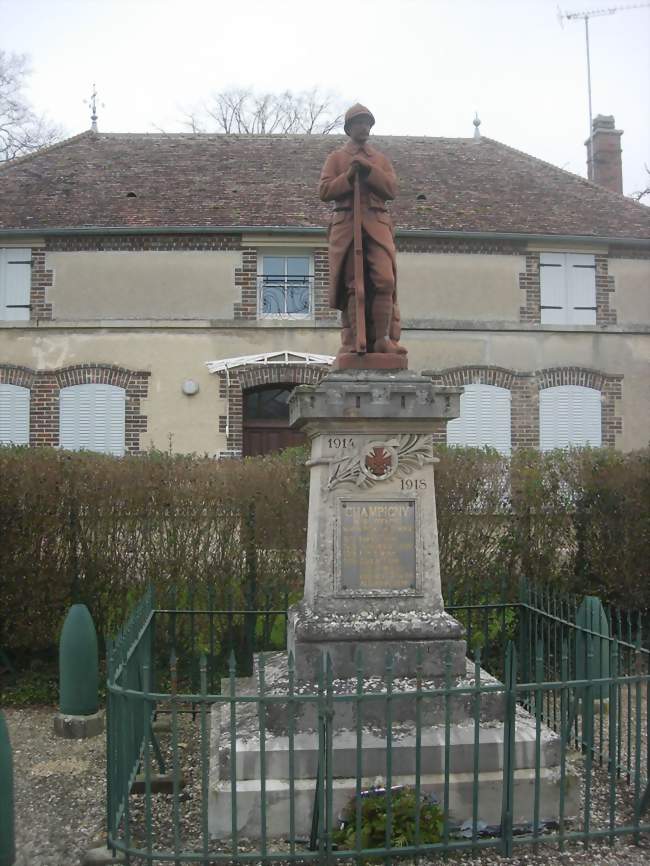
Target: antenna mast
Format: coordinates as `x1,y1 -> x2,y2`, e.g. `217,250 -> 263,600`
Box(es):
559,3 -> 650,137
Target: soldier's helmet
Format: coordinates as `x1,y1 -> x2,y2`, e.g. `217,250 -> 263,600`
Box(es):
344,104 -> 376,135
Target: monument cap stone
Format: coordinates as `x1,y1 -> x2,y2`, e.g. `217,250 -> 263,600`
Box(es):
290,369 -> 462,429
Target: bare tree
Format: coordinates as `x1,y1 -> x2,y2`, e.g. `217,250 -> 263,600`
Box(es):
185,87 -> 344,135
630,165 -> 649,204
0,51 -> 63,161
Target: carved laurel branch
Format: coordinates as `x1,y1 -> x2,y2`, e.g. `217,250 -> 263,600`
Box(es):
316,434 -> 435,490
326,451 -> 371,490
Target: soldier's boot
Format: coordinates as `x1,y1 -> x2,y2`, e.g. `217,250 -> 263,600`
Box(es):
373,295 -> 407,354
338,328 -> 354,354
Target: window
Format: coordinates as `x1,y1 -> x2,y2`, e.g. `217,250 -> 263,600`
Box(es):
258,253 -> 313,318
0,248 -> 31,321
446,384 -> 512,455
539,385 -> 601,450
244,387 -> 292,420
0,384 -> 30,444
59,384 -> 126,456
539,253 -> 596,325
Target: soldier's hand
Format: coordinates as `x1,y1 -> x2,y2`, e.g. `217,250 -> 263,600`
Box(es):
346,163 -> 358,184
352,157 -> 371,176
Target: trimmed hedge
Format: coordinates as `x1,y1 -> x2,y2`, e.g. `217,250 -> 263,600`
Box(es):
0,446 -> 308,653
0,445 -> 647,653
436,446 -> 650,606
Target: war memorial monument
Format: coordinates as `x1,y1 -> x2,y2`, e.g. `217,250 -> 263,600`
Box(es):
209,105 -> 577,838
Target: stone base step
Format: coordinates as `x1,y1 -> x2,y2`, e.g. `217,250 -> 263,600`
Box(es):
212,714 -> 560,783
208,767 -> 580,839
219,652 -> 505,736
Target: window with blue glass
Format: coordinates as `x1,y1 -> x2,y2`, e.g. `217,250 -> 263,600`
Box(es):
258,254 -> 312,317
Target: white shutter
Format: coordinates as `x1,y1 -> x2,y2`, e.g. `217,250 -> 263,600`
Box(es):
0,384 -> 30,445
1,249 -> 31,321
447,384 -> 511,455
540,253 -> 597,326
539,385 -> 602,450
567,254 -> 596,325
448,388 -> 477,447
539,252 -> 567,324
60,384 -> 126,456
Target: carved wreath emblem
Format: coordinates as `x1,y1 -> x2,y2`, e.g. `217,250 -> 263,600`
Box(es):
318,434 -> 435,490
363,445 -> 395,480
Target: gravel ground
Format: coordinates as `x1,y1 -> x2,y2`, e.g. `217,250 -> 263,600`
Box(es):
7,707 -> 107,866
5,704 -> 650,866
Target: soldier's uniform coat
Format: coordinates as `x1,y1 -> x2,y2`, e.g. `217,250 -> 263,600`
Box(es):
319,140 -> 398,311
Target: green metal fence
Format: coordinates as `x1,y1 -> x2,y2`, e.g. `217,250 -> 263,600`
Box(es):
106,582 -> 650,863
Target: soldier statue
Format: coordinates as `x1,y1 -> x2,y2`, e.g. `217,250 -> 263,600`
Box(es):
319,103 -> 406,365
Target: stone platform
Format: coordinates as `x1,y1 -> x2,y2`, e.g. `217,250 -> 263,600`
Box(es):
208,653 -> 579,838
214,652 -> 506,734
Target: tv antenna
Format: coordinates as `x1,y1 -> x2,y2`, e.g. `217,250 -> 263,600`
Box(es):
558,3 -> 650,137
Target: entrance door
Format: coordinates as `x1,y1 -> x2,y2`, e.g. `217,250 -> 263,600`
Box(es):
242,385 -> 306,457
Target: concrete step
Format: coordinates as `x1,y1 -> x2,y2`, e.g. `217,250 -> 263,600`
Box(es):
212,712 -> 560,783
208,766 -> 580,839
208,650 -> 580,842
218,652 -> 505,737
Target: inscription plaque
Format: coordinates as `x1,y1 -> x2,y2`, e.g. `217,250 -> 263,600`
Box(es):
340,500 -> 416,591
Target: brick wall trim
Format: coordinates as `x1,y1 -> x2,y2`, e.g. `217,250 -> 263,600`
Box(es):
30,248 -> 53,319
0,364 -> 36,389
0,362 -> 150,452
427,364 -> 623,449
217,362 -> 330,453
519,252 -> 617,325
45,235 -> 241,252
537,366 -> 622,447
234,246 -> 336,322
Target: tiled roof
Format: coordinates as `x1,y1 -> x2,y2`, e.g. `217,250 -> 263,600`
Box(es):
0,131 -> 648,239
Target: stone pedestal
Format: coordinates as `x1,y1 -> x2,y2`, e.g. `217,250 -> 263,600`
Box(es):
287,370 -> 465,679
289,370 -> 465,680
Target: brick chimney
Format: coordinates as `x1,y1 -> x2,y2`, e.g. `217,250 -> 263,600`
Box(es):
585,114 -> 623,194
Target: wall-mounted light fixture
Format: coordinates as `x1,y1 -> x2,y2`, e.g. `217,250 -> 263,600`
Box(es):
182,379 -> 200,396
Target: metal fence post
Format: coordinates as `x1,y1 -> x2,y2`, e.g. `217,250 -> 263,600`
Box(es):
518,576 -> 530,705
500,641 -> 517,857
0,711 -> 15,866
244,502 -> 258,675
325,652 -> 335,866
105,636 -> 115,851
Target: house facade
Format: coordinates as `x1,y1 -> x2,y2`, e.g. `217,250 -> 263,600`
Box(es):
0,127 -> 648,457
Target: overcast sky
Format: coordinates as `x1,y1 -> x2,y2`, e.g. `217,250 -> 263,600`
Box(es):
2,0 -> 649,198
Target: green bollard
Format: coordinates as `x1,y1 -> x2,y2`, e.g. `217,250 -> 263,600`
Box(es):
576,595 -> 611,701
0,710 -> 15,866
54,604 -> 104,739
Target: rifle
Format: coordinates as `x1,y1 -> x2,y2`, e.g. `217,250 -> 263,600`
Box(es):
353,172 -> 367,354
